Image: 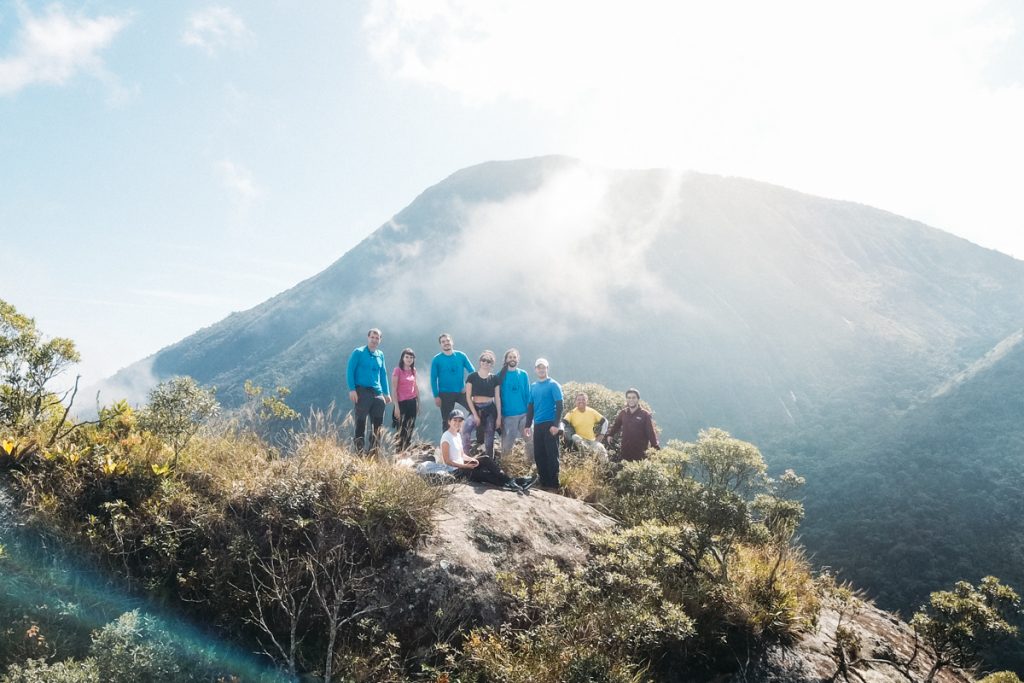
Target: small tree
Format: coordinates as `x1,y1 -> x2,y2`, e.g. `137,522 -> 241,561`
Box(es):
685,427 -> 767,495
234,380 -> 300,441
1,299 -> 80,436
911,576 -> 1021,682
138,377 -> 219,465
611,430 -> 790,584
683,428 -> 770,581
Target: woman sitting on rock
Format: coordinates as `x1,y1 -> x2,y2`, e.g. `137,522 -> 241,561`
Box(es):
440,409 -> 533,492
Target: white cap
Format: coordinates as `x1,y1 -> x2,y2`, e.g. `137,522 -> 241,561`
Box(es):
535,358 -> 549,367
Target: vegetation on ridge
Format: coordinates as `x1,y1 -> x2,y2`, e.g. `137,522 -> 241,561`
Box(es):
3,298 -> 1023,681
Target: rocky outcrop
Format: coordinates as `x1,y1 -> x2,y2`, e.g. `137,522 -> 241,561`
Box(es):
753,600 -> 971,682
373,481 -> 974,682
370,482 -> 615,649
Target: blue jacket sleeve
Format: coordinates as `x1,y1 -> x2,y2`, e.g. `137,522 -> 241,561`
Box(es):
430,357 -> 440,397
346,349 -> 359,391
379,357 -> 390,396
462,352 -> 475,375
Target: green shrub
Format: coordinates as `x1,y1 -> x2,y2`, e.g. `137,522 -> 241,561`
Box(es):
1,657 -> 99,683
457,524 -> 696,683
5,405 -> 444,679
979,673 -> 1024,683
89,610 -> 218,683
726,545 -> 819,641
912,576 -> 1021,682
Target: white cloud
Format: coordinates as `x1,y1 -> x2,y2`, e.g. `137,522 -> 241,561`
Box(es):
182,6 -> 253,55
0,3 -> 128,95
364,0 -> 1024,259
85,357 -> 159,415
366,163 -> 692,338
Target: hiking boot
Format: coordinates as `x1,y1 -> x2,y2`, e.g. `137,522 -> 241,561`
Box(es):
502,480 -> 523,493
516,476 -> 536,491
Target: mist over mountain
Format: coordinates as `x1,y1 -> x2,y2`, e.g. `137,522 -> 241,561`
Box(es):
105,156 -> 1024,623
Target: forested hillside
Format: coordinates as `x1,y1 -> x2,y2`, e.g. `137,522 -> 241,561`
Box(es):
796,329 -> 1024,669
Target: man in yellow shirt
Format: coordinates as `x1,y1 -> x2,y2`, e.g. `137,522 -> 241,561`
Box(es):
562,392 -> 608,460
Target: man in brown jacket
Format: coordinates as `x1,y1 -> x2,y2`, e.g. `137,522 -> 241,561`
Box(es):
607,387 -> 660,461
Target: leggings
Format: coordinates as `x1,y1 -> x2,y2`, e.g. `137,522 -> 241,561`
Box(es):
455,457 -> 512,487
471,402 -> 498,456
392,398 -> 418,451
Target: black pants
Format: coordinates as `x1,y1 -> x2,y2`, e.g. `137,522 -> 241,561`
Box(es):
533,421 -> 561,487
392,398 -> 418,451
455,456 -> 512,487
473,402 -> 498,456
438,391 -> 470,434
353,387 -> 386,454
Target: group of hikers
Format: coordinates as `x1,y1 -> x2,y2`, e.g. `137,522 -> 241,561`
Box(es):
346,329 -> 660,492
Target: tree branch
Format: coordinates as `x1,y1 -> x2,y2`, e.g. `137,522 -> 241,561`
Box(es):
46,374 -> 80,447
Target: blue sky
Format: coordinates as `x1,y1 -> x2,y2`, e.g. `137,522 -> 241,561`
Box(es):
2,0 -> 1023,386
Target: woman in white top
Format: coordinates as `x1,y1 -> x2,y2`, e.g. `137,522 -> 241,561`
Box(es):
441,409 -> 533,491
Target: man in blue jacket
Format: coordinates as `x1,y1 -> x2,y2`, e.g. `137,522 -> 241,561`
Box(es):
430,333 -> 475,434
525,358 -> 564,490
498,348 -> 532,458
346,328 -> 391,454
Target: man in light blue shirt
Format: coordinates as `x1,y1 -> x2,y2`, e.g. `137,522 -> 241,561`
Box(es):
498,348 -> 532,458
525,358 -> 563,489
346,328 -> 391,454
430,332 -> 475,434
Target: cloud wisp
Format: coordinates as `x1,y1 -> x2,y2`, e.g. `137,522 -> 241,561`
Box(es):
0,3 -> 129,96
182,6 -> 253,56
364,163 -> 689,339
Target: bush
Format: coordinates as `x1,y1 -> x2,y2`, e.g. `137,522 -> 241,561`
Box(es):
89,610 -> 219,683
1,607 -> 274,683
5,407 -> 444,679
980,673 -> 1024,683
558,448 -> 614,504
460,542 -> 693,683
912,576 -> 1021,682
1,658 -> 99,683
726,545 -> 819,641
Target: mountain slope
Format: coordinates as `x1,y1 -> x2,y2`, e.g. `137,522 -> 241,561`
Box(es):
800,328 -> 1024,611
108,156 -> 1024,445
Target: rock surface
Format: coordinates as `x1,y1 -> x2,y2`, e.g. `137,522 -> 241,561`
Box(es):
753,599 -> 972,682
371,481 -> 615,647
375,480 -> 975,682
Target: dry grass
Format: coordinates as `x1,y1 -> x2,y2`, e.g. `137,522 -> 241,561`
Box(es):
728,544 -> 820,641
496,441 -> 535,478
559,448 -> 614,504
